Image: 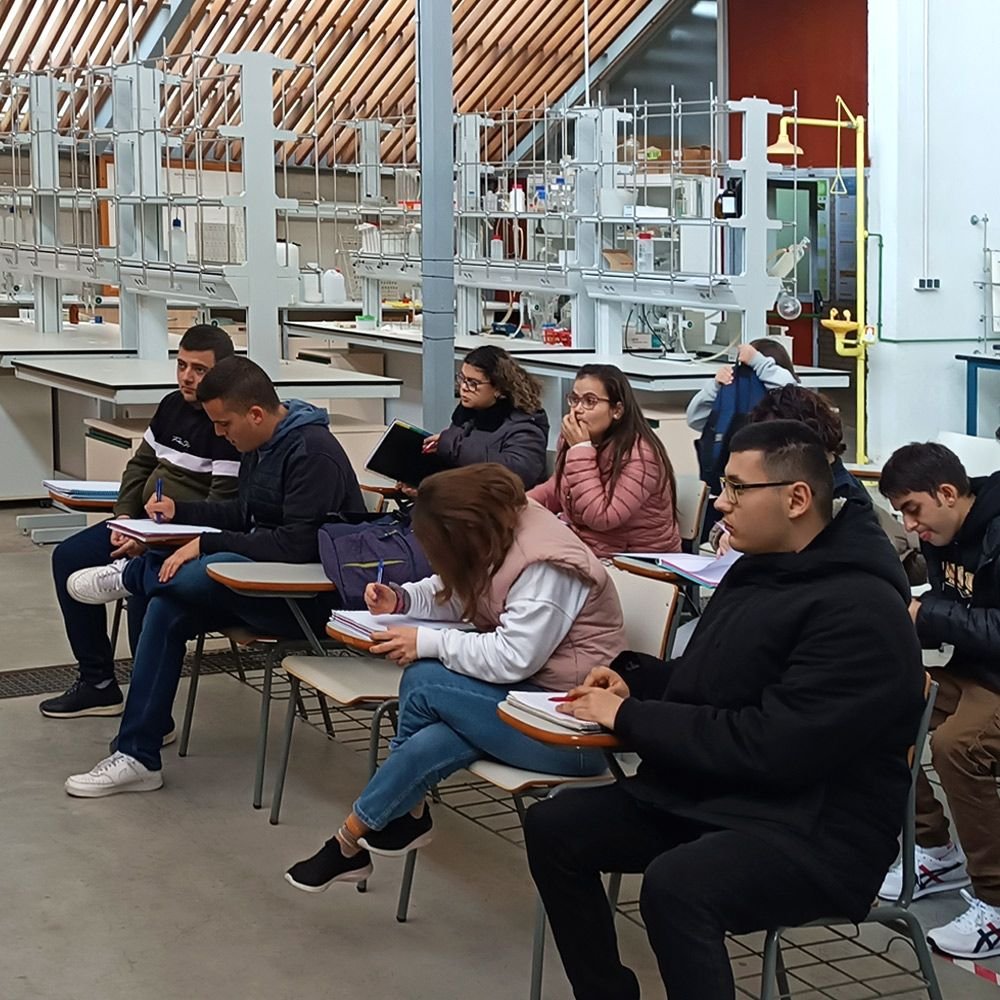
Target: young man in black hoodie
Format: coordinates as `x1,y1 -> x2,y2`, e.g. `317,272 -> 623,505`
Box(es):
524,421 -> 925,1000
877,442 -> 1000,958
62,356 -> 364,797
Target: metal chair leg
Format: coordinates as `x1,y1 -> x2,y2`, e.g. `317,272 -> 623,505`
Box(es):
110,598 -> 123,653
368,700 -> 398,778
759,929 -> 782,1000
774,937 -> 791,999
253,646 -> 276,809
178,633 -> 205,758
269,676 -> 300,825
316,692 -> 335,736
606,871 -> 622,908
529,893 -> 547,1000
228,638 -> 247,682
879,910 -> 945,1000
396,850 -> 418,923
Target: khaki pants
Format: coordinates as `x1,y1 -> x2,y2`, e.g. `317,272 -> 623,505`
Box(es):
917,667 -> 1000,904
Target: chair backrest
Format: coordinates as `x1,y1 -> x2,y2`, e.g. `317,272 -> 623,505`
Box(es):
674,474 -> 710,552
937,431 -> 1000,477
896,675 -> 939,907
607,565 -> 682,660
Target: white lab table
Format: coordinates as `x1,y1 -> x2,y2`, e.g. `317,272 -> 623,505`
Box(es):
11,357 -> 403,405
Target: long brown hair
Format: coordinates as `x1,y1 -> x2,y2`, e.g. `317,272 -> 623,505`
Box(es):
411,464 -> 527,618
555,364 -> 677,508
750,338 -> 798,381
463,345 -> 542,412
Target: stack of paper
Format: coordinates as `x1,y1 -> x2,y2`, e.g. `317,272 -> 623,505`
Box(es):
504,691 -> 602,733
44,479 -> 120,500
617,548 -> 741,588
105,519 -> 221,543
328,610 -> 471,643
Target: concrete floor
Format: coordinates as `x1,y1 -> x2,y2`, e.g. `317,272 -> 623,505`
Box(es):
0,502 -> 997,999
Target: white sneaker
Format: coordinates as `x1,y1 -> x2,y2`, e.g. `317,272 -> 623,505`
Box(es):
67,559 -> 131,605
928,889 -> 1000,958
64,752 -> 163,798
878,843 -> 970,900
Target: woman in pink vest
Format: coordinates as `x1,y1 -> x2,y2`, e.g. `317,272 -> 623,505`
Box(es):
285,464 -> 626,892
529,364 -> 681,558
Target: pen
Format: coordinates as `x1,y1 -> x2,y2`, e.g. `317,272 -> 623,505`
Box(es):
549,695 -> 575,702
376,558 -> 384,585
154,478 -> 163,524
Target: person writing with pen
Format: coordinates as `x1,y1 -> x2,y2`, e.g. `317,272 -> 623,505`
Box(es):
523,421 -> 925,1000
282,462 -> 625,892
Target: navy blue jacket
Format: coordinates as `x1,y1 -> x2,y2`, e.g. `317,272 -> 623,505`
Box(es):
175,400 -> 364,563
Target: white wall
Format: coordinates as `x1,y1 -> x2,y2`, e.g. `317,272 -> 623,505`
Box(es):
867,0 -> 1000,460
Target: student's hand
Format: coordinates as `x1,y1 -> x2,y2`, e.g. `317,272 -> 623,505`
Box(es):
158,537 -> 200,583
715,365 -> 734,386
716,531 -> 732,556
908,599 -> 922,625
561,411 -> 590,447
557,687 -> 625,730
145,495 -> 176,522
422,433 -> 441,454
736,343 -> 759,366
370,627 -> 418,667
365,583 -> 399,615
394,482 -> 419,499
572,666 -> 630,699
110,536 -> 146,560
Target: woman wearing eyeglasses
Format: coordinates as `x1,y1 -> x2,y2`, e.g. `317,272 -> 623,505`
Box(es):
420,345 -> 550,489
529,364 -> 681,558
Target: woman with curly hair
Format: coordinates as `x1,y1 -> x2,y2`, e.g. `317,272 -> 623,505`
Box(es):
422,345 -> 550,488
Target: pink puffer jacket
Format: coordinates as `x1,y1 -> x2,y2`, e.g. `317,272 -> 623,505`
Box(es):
528,438 -> 681,558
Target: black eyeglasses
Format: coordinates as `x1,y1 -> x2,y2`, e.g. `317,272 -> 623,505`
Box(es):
719,477 -> 797,506
456,374 -> 491,391
566,392 -> 611,411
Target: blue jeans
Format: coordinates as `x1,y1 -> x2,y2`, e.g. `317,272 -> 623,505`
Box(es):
353,659 -> 607,830
116,552 -> 330,770
52,521 -> 146,685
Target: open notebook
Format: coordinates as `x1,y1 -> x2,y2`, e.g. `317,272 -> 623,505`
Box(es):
328,610 -> 471,643
618,548 -> 741,588
106,519 -> 222,543
503,691 -> 603,733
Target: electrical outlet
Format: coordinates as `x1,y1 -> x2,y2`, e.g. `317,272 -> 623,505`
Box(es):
914,277 -> 941,291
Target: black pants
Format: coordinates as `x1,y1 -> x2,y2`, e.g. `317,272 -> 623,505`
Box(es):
524,782 -> 835,1000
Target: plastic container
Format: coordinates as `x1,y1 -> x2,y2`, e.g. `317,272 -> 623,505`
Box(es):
300,266 -> 322,303
509,184 -> 527,214
321,268 -> 347,303
635,231 -> 654,273
169,218 -> 188,264
276,240 -> 299,270
489,235 -> 505,260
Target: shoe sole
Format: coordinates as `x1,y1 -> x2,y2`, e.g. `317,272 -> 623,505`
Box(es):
928,935 -> 1000,960
64,775 -> 164,798
284,865 -> 373,893
66,571 -> 127,606
358,830 -> 434,858
40,703 -> 124,719
877,875 -> 971,901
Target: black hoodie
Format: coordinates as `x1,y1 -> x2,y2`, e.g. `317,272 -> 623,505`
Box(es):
612,499 -> 925,921
916,471 -> 1000,691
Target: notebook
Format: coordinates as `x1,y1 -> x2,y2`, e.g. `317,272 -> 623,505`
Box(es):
503,691 -> 602,733
364,420 -> 447,487
617,548 -> 741,588
328,610 -> 472,644
105,519 -> 222,543
44,479 -> 120,499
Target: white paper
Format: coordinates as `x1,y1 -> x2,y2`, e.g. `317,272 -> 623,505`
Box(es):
44,479 -> 120,496
106,519 -> 222,540
504,691 -> 602,733
656,548 -> 741,587
328,610 -> 471,642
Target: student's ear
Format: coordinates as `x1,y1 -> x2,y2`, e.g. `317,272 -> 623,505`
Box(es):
248,404 -> 266,426
937,483 -> 960,507
787,481 -> 813,520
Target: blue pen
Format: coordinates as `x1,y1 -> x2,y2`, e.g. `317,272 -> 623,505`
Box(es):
154,477 -> 163,524
376,559 -> 384,586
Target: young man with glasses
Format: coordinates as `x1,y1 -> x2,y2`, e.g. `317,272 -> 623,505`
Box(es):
524,420 -> 925,1000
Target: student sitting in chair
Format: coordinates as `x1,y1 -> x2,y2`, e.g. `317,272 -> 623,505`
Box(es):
40,325 -> 240,721
284,463 -> 624,891
878,442 -> 1000,959
62,356 -> 364,797
524,421 -> 925,1000
420,345 -> 550,489
528,364 -> 680,558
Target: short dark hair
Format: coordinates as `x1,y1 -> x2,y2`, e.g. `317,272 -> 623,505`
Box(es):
729,419 -> 834,520
196,356 -> 280,412
879,442 -> 971,501
178,324 -> 235,362
750,385 -> 845,456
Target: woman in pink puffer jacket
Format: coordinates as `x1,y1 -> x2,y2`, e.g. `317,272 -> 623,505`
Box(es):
529,364 -> 681,558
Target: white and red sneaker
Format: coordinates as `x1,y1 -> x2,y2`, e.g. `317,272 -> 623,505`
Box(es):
928,889 -> 1000,959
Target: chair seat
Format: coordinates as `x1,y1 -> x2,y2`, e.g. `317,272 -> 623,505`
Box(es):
282,654 -> 401,706
467,759 -> 611,794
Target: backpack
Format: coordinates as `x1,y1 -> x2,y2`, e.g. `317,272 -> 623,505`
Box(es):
695,364 -> 769,494
318,516 -> 432,609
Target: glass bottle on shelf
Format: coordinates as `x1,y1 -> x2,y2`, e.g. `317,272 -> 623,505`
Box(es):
714,178 -> 742,219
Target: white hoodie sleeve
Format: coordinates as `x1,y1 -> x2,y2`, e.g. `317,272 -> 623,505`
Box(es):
400,575 -> 465,620
414,562 -> 591,685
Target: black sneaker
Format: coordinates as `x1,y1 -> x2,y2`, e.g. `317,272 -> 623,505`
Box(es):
39,679 -> 124,719
285,839 -> 373,892
359,807 -> 434,857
